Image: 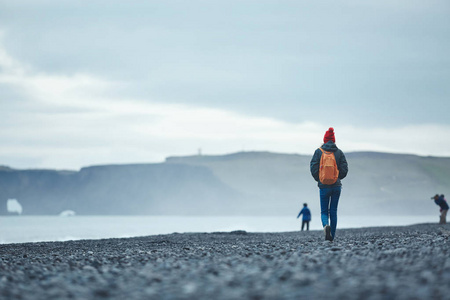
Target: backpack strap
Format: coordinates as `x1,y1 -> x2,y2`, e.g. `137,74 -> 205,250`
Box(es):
319,148 -> 332,155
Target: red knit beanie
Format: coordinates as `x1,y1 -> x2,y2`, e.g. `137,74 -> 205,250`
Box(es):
323,127 -> 335,143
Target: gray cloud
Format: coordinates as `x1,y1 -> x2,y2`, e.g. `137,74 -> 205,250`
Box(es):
0,1 -> 449,168
1,1 -> 449,126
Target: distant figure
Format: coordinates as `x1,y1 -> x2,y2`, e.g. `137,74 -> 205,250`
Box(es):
297,203 -> 311,231
431,194 -> 449,224
310,128 -> 348,241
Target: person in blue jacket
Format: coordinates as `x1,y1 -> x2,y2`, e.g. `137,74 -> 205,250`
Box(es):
310,127 -> 348,241
297,203 -> 311,231
431,194 -> 449,224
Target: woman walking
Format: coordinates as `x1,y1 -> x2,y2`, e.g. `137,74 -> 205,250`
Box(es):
310,128 -> 348,241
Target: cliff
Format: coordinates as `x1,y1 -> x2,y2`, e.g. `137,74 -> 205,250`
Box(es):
1,151 -> 449,215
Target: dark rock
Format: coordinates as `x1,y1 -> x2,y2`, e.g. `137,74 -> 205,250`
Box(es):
0,223 -> 449,299
230,230 -> 247,235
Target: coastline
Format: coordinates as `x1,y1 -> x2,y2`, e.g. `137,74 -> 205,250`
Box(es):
0,214 -> 439,244
1,223 -> 449,299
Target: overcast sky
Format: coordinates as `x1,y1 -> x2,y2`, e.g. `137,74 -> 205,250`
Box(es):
1,0 -> 449,169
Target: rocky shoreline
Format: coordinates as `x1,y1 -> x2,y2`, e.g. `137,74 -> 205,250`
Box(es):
1,223 -> 449,299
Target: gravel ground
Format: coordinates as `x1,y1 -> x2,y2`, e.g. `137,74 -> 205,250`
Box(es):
0,223 -> 449,300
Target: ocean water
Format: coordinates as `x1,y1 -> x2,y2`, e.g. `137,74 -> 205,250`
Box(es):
0,215 -> 439,244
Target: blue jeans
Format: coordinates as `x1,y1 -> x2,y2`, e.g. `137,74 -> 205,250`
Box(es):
320,186 -> 342,238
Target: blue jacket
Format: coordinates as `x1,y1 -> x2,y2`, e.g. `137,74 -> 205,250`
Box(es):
435,195 -> 449,211
310,141 -> 348,189
297,207 -> 311,221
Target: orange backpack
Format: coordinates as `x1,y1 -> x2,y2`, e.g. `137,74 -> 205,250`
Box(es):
319,148 -> 339,185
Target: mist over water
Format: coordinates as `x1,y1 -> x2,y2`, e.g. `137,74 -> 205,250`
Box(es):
0,215 -> 439,244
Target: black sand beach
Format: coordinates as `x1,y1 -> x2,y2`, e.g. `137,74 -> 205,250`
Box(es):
1,223 -> 449,299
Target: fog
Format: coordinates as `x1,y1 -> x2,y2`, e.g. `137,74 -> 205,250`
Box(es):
1,1 -> 450,169
0,151 -> 446,217
0,1 -> 449,218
